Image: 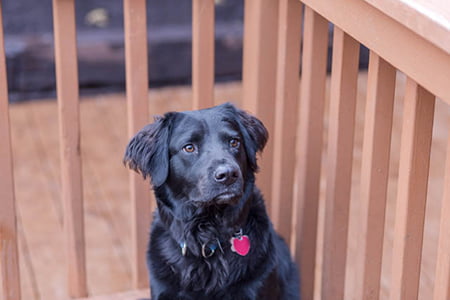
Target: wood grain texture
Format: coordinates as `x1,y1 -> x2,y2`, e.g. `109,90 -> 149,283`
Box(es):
363,0 -> 450,54
352,53 -> 396,300
433,131 -> 450,300
301,0 -> 450,104
123,0 -> 152,290
242,0 -> 279,212
291,7 -> 328,300
5,77 -> 450,299
0,1 -> 21,299
192,0 -> 215,110
271,0 -> 302,246
52,0 -> 87,297
390,79 -> 435,300
78,289 -> 149,300
321,27 -> 360,300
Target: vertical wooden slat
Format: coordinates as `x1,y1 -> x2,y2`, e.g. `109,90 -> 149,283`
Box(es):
433,136 -> 450,300
390,79 -> 435,300
192,0 -> 215,110
291,7 -> 328,300
52,0 -> 87,297
353,52 -> 396,300
0,2 -> 21,299
271,0 -> 302,245
123,0 -> 151,290
242,0 -> 279,210
321,27 -> 359,300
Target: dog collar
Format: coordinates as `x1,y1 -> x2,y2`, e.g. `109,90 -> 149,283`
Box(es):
179,239 -> 222,258
179,229 -> 250,258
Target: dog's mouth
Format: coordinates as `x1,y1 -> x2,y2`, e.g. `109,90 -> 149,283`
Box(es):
192,189 -> 242,207
213,191 -> 242,205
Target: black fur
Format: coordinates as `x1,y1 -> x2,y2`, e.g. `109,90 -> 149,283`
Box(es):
124,103 -> 299,300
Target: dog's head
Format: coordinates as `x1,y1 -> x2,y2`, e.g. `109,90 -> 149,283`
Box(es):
124,103 -> 267,208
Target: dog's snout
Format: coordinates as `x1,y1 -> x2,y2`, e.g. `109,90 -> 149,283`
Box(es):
214,165 -> 239,185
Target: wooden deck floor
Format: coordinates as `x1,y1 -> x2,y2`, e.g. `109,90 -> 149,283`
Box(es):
6,74 -> 449,299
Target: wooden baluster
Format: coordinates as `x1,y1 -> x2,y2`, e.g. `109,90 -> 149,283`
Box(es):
123,0 -> 151,290
192,0 -> 215,110
242,0 -> 279,212
0,1 -> 21,299
52,0 -> 87,297
271,0 -> 302,246
353,52 -> 396,299
390,79 -> 435,300
292,6 -> 328,300
433,135 -> 450,300
321,27 -> 359,300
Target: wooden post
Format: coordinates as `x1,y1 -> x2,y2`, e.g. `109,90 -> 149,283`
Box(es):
291,7 -> 328,300
123,0 -> 152,290
192,0 -> 215,110
321,27 -> 360,300
390,79 -> 435,300
52,0 -> 87,297
0,1 -> 21,299
353,53 -> 396,300
271,0 -> 302,246
242,0 -> 279,212
433,135 -> 450,300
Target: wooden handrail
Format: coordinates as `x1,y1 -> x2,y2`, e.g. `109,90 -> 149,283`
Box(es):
363,0 -> 450,54
0,1 -> 449,299
301,0 -> 450,104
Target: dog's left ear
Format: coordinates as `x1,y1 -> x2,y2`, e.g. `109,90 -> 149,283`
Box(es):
123,113 -> 174,187
233,106 -> 268,172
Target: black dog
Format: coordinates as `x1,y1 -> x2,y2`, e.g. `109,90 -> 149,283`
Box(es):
124,103 -> 299,300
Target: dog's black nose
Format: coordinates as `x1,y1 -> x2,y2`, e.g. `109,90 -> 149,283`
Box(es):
214,165 -> 239,185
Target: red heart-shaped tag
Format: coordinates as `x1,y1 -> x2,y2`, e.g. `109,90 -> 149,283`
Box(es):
230,235 -> 251,256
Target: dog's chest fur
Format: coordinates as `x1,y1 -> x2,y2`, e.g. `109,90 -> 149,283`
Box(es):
149,193 -> 276,296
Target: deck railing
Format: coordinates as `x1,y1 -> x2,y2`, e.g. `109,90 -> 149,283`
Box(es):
1,0 -> 449,299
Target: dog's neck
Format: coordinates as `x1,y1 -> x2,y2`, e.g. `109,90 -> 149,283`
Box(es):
154,182 -> 254,258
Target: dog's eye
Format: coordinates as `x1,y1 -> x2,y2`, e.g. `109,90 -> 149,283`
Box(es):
183,144 -> 196,153
229,138 -> 240,148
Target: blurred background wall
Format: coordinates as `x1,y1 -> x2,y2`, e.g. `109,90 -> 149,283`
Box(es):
3,0 -> 367,102
3,0 -> 245,101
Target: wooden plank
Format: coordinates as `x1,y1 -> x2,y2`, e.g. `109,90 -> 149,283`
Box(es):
242,0 -> 279,211
192,0 -> 215,109
79,102 -> 133,294
0,1 -> 21,299
301,0 -> 450,105
321,27 -> 360,300
291,7 -> 328,300
271,0 -> 302,246
15,103 -> 67,299
390,79 -> 435,300
123,0 -> 152,290
363,0 -> 450,54
352,52 -> 396,299
52,0 -> 87,297
433,133 -> 450,300
78,289 -> 149,300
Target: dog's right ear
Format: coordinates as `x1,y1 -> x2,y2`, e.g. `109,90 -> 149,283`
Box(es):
123,113 -> 174,187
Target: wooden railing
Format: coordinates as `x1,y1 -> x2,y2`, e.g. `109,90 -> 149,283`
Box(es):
1,0 -> 449,299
